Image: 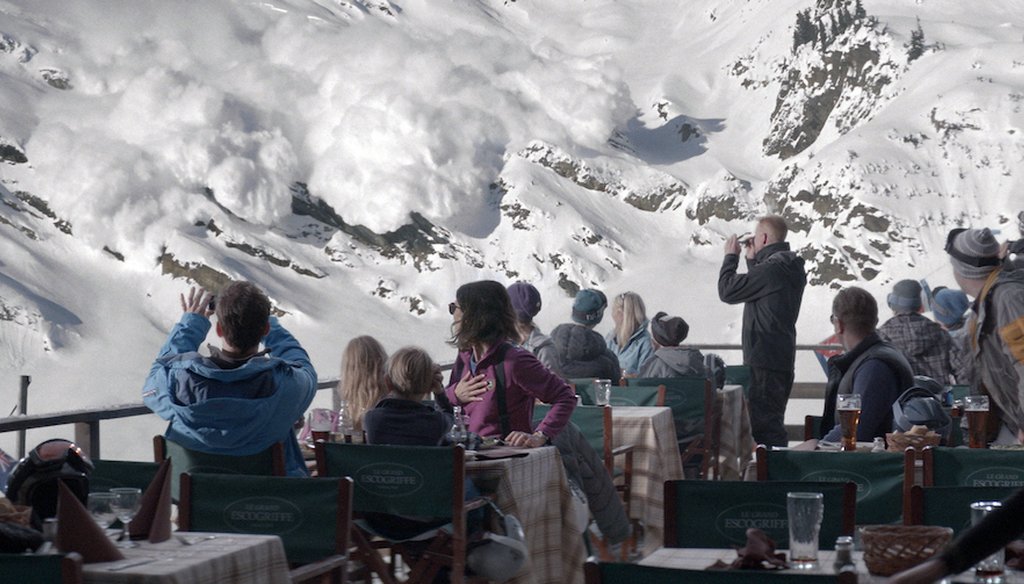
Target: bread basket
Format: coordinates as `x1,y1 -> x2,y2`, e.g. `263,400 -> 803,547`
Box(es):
860,524 -> 953,576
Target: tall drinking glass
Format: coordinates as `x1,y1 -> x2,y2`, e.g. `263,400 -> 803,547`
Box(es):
87,492 -> 118,531
110,487 -> 142,548
787,492 -> 824,569
971,501 -> 1004,582
593,379 -> 612,406
964,395 -> 990,449
836,394 -> 862,452
309,408 -> 334,444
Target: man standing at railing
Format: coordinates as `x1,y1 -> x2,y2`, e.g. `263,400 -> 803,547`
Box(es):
142,282 -> 317,476
719,215 -> 807,448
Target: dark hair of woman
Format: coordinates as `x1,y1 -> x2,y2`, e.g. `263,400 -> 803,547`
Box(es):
448,280 -> 517,352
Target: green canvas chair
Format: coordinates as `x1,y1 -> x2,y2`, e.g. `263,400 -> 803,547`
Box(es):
0,553 -> 83,584
756,445 -> 915,525
664,480 -> 856,549
608,385 -> 664,407
627,376 -> 716,479
153,435 -> 286,500
179,472 -> 351,582
923,446 -> 1024,487
724,364 -> 752,397
907,485 -> 1018,535
89,459 -> 161,493
584,559 -> 853,584
315,442 -> 487,584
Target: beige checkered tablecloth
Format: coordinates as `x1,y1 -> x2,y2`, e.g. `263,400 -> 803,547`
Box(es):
717,384 -> 756,481
467,446 -> 586,584
82,533 -> 291,584
610,406 -> 685,557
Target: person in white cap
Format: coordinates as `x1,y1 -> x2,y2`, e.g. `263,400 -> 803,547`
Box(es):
945,227 -> 1024,444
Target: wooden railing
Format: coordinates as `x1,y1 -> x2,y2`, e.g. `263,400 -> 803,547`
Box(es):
0,344 -> 838,459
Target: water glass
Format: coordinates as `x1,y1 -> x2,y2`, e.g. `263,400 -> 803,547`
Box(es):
971,501 -> 1004,582
593,379 -> 612,406
836,394 -> 862,452
110,487 -> 142,547
87,492 -> 118,530
787,492 -> 824,569
964,395 -> 990,449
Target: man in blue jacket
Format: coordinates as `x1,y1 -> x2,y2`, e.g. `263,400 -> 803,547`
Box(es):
719,215 -> 807,447
142,282 -> 317,476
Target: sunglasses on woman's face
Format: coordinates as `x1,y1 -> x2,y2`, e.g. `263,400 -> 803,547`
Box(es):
448,302 -> 460,315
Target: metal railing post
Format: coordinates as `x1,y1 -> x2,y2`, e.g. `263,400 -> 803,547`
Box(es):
18,375 -> 30,458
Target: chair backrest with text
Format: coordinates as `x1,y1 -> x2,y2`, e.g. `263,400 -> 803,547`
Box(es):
665,479 -> 856,549
923,446 -> 1024,488
907,484 -> 1018,535
153,435 -> 286,500
316,442 -> 473,584
179,472 -> 352,570
756,446 -> 914,525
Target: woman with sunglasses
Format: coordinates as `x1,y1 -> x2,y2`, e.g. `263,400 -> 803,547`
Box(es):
444,280 -> 576,447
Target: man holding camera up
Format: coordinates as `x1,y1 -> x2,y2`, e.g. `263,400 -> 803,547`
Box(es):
945,227 -> 1024,444
719,215 -> 807,447
142,281 -> 317,476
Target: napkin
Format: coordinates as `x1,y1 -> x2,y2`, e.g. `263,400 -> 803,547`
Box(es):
128,458 -> 173,543
706,528 -> 788,571
55,481 -> 124,563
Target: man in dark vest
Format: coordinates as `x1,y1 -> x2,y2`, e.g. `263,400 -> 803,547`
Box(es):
819,286 -> 915,443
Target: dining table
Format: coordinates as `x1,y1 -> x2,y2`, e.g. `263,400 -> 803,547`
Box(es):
81,532 -> 291,584
639,546 -> 1024,583
609,406 -> 685,556
467,445 -> 587,584
716,383 -> 756,480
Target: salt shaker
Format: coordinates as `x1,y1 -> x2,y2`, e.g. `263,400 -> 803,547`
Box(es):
871,437 -> 886,452
833,535 -> 854,573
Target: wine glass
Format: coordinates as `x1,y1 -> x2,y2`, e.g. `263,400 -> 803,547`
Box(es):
110,487 -> 142,547
87,492 -> 118,532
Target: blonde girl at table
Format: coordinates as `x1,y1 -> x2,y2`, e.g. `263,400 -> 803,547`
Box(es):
444,280 -> 577,447
606,291 -> 654,378
337,335 -> 388,434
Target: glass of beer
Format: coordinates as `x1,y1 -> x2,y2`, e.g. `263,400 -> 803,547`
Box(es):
964,395 -> 990,449
309,408 -> 334,444
836,394 -> 862,452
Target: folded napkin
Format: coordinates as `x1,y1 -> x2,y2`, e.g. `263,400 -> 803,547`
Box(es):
55,481 -> 124,563
706,528 -> 789,571
128,458 -> 172,543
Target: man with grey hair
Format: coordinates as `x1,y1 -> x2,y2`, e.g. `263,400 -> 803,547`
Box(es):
719,215 -> 807,447
877,278 -> 953,383
945,227 -> 1024,444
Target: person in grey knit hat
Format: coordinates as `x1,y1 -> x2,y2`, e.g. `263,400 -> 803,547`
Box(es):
638,311 -> 706,378
878,279 -> 953,382
945,227 -> 1024,446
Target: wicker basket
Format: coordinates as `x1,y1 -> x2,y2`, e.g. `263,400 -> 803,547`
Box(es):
886,431 -> 941,453
861,525 -> 953,576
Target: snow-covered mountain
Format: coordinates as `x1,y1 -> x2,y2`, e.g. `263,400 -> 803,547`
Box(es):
1,0 -> 1022,459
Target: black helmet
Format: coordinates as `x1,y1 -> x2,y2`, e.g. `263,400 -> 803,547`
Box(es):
891,377 -> 952,443
5,439 -> 93,528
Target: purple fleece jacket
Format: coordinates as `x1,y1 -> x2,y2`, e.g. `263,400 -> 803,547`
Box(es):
445,342 -> 576,440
